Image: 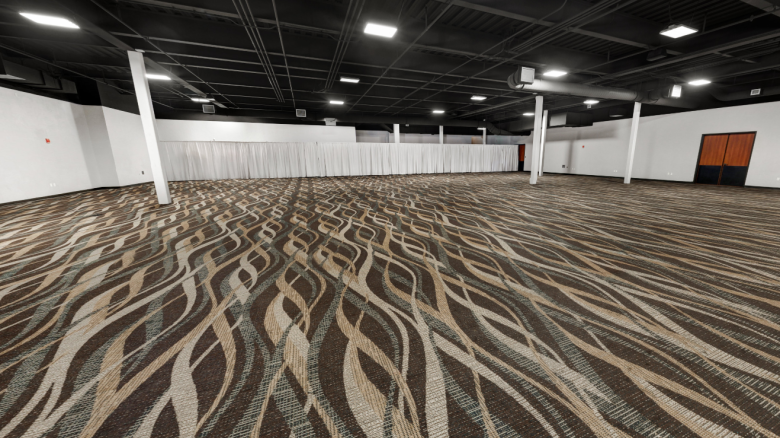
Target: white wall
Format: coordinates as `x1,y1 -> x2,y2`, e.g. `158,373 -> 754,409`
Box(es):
103,107 -> 154,186
157,119 -> 357,143
537,101 -> 780,188
0,87 -> 96,204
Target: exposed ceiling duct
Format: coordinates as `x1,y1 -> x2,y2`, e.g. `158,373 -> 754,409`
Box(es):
507,70 -> 695,108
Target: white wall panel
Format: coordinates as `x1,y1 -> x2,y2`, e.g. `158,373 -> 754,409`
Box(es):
103,107 -> 154,187
0,88 -> 95,204
156,119 -> 357,143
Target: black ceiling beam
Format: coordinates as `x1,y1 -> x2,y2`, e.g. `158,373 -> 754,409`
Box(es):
44,0 -> 230,107
590,28 -> 780,84
387,0 -> 632,117
431,0 -> 682,54
346,0 -> 456,113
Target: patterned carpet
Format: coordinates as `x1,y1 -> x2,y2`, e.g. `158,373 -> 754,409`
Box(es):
1,173 -> 780,438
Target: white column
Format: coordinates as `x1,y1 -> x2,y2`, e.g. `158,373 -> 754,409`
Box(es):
624,102 -> 642,184
529,96 -> 544,185
482,128 -> 487,144
394,124 -> 400,144
439,125 -> 444,144
539,109 -> 548,176
128,50 -> 171,204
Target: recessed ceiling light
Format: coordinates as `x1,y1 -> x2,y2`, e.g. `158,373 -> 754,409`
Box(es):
19,12 -> 79,29
660,24 -> 698,39
146,73 -> 170,80
471,95 -> 487,101
543,70 -> 567,77
523,113 -> 534,116
688,79 -> 711,86
432,110 -> 445,114
584,99 -> 599,105
191,97 -> 211,102
364,23 -> 397,38
610,114 -> 622,118
340,76 -> 360,83
329,100 -> 344,105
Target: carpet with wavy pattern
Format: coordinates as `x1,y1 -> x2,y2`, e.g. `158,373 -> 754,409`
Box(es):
1,173 -> 779,438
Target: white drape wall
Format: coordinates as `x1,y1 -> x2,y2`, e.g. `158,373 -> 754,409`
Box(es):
161,141 -> 517,181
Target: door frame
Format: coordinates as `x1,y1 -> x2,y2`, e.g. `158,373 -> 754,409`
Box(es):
693,131 -> 757,184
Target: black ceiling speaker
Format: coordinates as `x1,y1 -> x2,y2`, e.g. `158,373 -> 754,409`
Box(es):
202,104 -> 215,114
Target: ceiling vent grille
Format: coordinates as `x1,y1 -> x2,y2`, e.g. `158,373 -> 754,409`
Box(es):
296,109 -> 306,117
751,88 -> 762,96
202,104 -> 215,114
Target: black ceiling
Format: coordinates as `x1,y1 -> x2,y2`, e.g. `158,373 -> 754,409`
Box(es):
2,0 -> 780,132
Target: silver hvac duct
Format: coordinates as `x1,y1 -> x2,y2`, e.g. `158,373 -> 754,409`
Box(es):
507,70 -> 695,108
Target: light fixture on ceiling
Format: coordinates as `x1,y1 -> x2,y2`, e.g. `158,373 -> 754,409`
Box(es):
543,70 -> 567,78
191,97 -> 212,103
329,100 -> 344,105
364,23 -> 397,38
340,76 -> 360,83
19,12 -> 79,29
670,84 -> 683,98
660,24 -> 698,39
146,73 -> 170,80
688,79 -> 711,86
523,113 -> 534,117
584,99 -> 599,105
432,110 -> 445,114
471,95 -> 487,101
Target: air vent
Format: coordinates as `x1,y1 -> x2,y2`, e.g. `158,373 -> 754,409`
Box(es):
519,67 -> 535,84
202,104 -> 215,114
751,88 -> 762,96
296,109 -> 306,117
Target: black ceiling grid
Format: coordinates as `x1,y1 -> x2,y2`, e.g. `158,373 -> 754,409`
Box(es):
1,0 -> 779,130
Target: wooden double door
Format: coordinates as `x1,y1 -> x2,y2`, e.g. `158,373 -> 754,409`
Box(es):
695,133 -> 756,186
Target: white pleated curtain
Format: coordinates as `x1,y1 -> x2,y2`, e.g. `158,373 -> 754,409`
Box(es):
161,141 -> 518,181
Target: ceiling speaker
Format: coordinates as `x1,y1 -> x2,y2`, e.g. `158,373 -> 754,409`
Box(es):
296,109 -> 306,117
202,104 -> 215,114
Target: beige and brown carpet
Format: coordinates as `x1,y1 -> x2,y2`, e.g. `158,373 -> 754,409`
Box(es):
1,173 -> 779,438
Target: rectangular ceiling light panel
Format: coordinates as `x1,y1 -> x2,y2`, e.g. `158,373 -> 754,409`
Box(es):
329,100 -> 344,105
146,73 -> 171,80
364,23 -> 397,38
20,12 -> 79,28
688,79 -> 710,86
471,95 -> 487,101
660,24 -> 697,39
543,70 -> 567,77
670,84 -> 682,98
340,77 -> 360,83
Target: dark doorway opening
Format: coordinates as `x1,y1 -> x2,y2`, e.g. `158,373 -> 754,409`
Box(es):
694,133 -> 756,187
518,144 -> 526,172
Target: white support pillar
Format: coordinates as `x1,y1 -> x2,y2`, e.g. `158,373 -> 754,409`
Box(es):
539,109 -> 548,176
394,124 -> 400,144
439,125 -> 444,144
128,51 -> 171,204
482,127 -> 487,144
624,102 -> 642,184
529,96 -> 544,185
